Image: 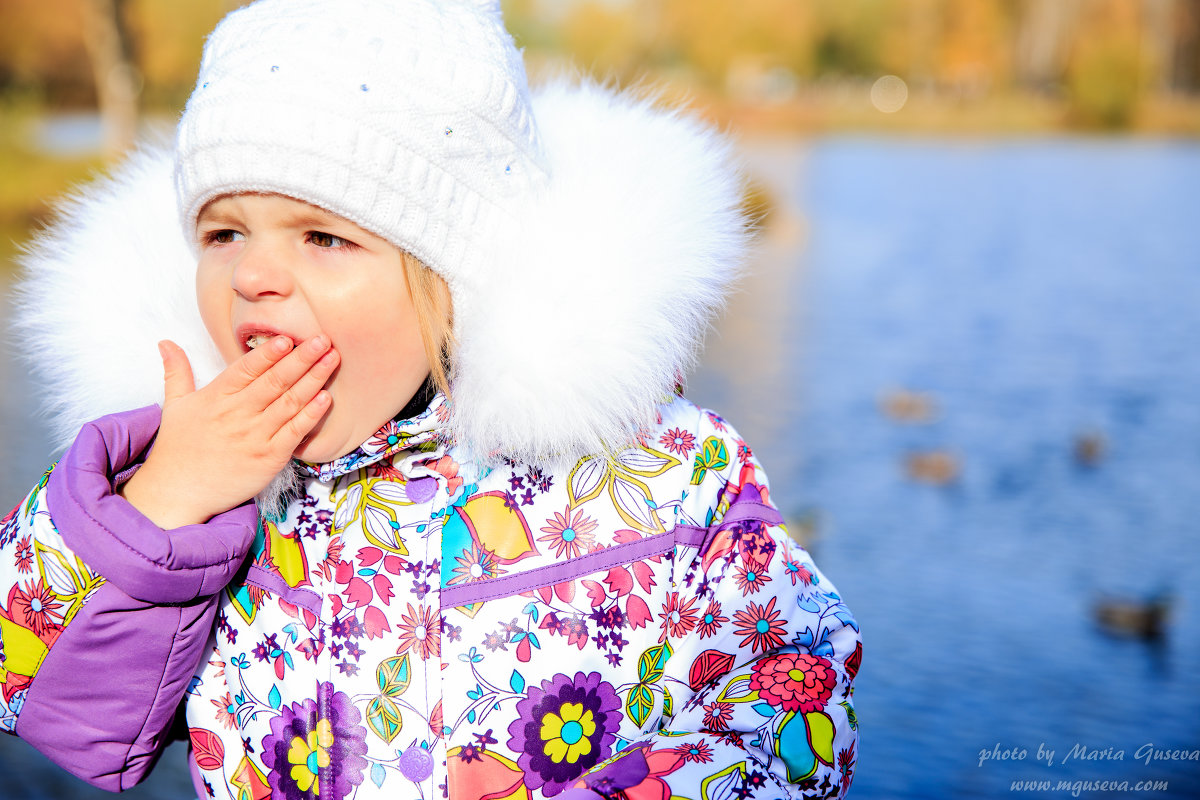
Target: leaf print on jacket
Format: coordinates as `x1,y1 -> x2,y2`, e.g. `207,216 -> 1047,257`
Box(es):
567,447 -> 680,534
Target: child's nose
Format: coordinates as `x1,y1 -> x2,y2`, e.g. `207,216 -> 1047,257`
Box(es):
230,244 -> 294,299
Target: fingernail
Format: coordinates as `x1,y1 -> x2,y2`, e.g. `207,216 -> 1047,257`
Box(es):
273,336 -> 291,353
310,335 -> 329,352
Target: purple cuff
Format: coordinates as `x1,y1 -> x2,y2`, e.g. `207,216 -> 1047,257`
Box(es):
46,405 -> 258,603
16,582 -> 218,791
557,791 -> 606,800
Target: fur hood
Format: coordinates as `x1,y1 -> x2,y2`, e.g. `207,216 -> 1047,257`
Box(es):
13,81 -> 750,465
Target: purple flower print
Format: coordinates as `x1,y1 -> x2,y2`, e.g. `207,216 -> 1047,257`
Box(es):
507,671 -> 622,795
261,683 -> 368,800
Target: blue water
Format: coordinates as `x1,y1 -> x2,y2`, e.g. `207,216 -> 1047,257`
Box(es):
2,138 -> 1199,798
747,138 -> 1200,799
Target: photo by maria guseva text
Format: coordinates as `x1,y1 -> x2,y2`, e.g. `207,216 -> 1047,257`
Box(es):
978,742 -> 1200,768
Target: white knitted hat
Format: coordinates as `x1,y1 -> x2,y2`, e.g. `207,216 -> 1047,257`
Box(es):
175,0 -> 547,294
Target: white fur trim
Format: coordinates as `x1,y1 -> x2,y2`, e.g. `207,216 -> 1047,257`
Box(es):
448,81 -> 749,463
12,82 -> 749,464
12,147 -> 225,452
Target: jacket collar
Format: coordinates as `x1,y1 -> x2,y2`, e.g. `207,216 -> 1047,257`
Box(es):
296,392 -> 448,482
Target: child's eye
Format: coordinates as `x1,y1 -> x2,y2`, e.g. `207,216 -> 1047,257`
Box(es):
308,231 -> 353,249
202,229 -> 243,246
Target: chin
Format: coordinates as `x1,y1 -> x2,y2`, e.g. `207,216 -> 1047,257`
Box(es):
291,422 -> 349,465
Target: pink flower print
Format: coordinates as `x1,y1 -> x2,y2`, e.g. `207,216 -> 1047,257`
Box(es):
749,652 -> 837,713
538,506 -> 598,559
423,454 -> 463,495
734,562 -> 772,596
783,552 -> 813,586
396,603 -> 440,660
696,600 -> 728,638
732,596 -> 786,653
367,421 -> 405,452
13,535 -> 33,574
702,701 -> 733,731
8,579 -> 63,638
211,692 -> 238,730
658,427 -> 697,456
672,740 -> 715,763
658,591 -> 699,640
449,542 -> 499,585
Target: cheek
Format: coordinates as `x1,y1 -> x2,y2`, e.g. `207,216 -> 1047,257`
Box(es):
333,274 -> 425,363
195,261 -> 238,364
336,309 -> 426,376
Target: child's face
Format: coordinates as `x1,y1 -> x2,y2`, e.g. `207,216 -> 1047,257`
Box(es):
195,193 -> 432,463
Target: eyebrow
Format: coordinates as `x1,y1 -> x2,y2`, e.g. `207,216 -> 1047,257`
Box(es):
195,207 -> 241,227
197,206 -> 348,230
274,210 -> 346,229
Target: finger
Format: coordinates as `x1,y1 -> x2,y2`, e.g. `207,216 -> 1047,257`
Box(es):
274,389 -> 333,451
159,340 -> 196,404
244,335 -> 332,407
222,335 -> 295,391
263,347 -> 340,433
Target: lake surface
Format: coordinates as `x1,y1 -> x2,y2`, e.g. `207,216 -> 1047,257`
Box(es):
699,137 -> 1200,799
2,137 -> 1199,798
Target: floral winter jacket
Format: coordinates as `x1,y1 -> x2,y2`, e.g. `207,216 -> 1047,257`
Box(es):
0,392 -> 860,799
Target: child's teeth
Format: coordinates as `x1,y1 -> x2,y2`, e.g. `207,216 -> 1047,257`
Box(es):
247,334 -> 270,349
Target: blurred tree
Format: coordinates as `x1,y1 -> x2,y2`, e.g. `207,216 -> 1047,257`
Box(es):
902,0 -> 941,84
1176,0 -> 1200,91
1145,0 -> 1178,92
0,0 -> 91,102
2,0 -> 1197,142
81,0 -> 138,157
1142,0 -> 1200,93
1014,0 -> 1080,90
502,0 -> 555,50
659,0 -> 815,89
128,0 -> 235,107
812,1 -> 890,77
1066,0 -> 1150,127
560,1 -> 647,83
937,0 -> 1012,93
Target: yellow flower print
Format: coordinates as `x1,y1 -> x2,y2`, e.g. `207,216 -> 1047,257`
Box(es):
287,719 -> 334,794
540,702 -> 597,764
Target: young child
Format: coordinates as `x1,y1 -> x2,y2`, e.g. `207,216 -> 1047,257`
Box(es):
0,1 -> 860,798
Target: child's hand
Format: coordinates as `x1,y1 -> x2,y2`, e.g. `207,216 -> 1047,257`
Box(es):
119,335 -> 340,529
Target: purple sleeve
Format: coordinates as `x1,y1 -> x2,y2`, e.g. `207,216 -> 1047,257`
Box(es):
1,405 -> 257,791
45,404 -> 255,603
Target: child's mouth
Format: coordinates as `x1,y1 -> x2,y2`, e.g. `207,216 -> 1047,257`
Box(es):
238,327 -> 297,353
245,334 -> 273,350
